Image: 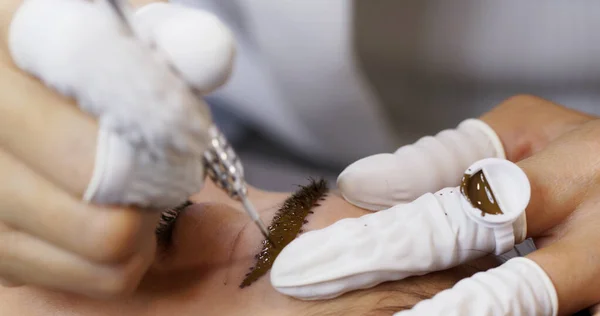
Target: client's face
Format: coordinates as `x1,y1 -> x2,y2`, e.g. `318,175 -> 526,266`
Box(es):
0,180 -> 499,316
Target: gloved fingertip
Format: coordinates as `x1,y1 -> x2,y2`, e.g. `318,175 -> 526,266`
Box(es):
458,119 -> 506,160
337,153 -> 414,211
134,3 -> 236,94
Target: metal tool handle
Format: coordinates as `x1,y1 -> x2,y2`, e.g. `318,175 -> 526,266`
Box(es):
202,126 -> 247,199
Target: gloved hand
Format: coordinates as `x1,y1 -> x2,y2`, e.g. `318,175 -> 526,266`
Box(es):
10,0 -> 235,209
270,96 -> 600,315
400,116 -> 600,315
0,0 -> 233,297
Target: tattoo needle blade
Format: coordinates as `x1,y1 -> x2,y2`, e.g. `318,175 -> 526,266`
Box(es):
240,193 -> 274,245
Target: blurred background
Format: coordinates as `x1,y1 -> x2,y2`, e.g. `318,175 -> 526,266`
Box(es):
210,104 -> 341,192
185,0 -> 600,191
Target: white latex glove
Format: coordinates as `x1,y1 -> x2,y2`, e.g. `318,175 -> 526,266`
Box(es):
8,0 -> 235,209
338,119 -> 505,210
395,257 -> 558,316
270,158 -> 530,300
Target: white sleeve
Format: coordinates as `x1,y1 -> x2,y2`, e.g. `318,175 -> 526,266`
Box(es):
395,257 -> 558,316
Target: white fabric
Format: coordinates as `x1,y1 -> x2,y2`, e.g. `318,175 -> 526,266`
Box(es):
338,119 -> 504,210
8,1 -> 234,208
395,257 -> 558,316
271,162 -> 528,300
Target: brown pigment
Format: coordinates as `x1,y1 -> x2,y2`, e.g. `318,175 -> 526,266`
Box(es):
240,178 -> 329,288
460,170 -> 503,217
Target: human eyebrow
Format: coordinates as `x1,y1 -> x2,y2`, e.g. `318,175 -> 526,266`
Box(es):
240,178 -> 329,288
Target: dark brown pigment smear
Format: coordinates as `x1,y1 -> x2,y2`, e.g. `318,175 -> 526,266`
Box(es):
240,178 -> 329,288
460,170 -> 503,217
155,200 -> 193,246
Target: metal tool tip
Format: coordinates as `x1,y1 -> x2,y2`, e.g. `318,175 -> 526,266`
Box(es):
255,219 -> 276,247
240,193 -> 276,246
